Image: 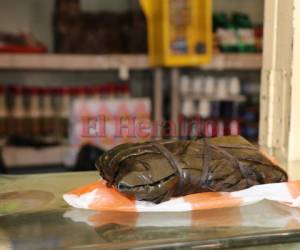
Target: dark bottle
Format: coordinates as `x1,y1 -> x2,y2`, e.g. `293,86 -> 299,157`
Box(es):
0,86 -> 7,137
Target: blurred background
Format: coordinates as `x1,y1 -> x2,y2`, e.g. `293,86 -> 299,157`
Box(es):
0,0 -> 263,174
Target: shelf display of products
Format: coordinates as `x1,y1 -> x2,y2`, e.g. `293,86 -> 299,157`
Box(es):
178,74 -> 259,141
239,81 -> 260,141
0,1 -> 264,173
53,0 -> 147,54
213,12 -> 262,53
69,97 -> 151,150
0,84 -> 131,140
0,83 -> 153,170
66,90 -> 151,166
0,3 -> 262,57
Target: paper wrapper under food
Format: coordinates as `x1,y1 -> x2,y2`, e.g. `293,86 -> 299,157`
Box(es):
63,180 -> 300,212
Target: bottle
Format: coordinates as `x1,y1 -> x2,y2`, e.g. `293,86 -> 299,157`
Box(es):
179,76 -> 193,138
52,87 -> 61,139
216,78 -> 228,99
119,84 -> 130,98
90,86 -> 101,101
179,99 -> 195,139
71,86 -> 88,124
197,100 -> 213,137
11,86 -> 25,136
97,85 -> 114,147
228,77 -> 241,96
192,76 -> 204,95
107,85 -> 116,99
180,75 -> 191,95
40,87 -> 55,137
217,120 -> 225,137
99,85 -> 109,100
71,86 -> 87,125
28,87 -> 41,136
203,76 -> 215,96
0,86 -> 7,137
182,99 -> 196,119
228,119 -> 240,136
59,87 -> 71,139
72,86 -> 95,145
197,100 -> 211,120
211,99 -> 222,137
229,74 -> 241,136
209,77 -> 223,137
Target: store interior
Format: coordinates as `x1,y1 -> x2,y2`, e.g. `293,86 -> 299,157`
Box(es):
0,0 -> 264,174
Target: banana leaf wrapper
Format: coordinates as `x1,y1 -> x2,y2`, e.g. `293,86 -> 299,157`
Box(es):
96,136 -> 288,204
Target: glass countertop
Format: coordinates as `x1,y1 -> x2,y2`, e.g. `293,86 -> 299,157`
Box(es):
2,171 -> 300,249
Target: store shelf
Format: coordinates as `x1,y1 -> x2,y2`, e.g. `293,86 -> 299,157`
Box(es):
0,54 -> 149,71
181,94 -> 246,102
3,145 -> 68,168
0,53 -> 262,71
200,53 -> 262,70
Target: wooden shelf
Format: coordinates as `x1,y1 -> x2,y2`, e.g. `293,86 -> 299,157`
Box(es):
0,54 -> 149,71
0,53 -> 262,71
181,94 -> 247,102
200,53 -> 262,70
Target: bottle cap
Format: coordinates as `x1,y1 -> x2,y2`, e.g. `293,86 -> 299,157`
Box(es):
116,84 -> 130,94
106,85 -> 115,95
182,100 -> 195,118
228,77 -> 241,95
28,87 -> 39,95
204,76 -> 215,96
61,87 -> 71,95
40,87 -> 52,95
192,77 -> 203,94
12,86 -> 23,95
198,100 -> 211,119
180,75 -> 191,94
86,86 -> 97,95
95,85 -> 105,95
216,78 -> 228,98
72,86 -> 86,95
98,85 -> 107,95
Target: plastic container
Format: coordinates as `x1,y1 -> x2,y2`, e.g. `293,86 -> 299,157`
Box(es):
140,0 -> 212,67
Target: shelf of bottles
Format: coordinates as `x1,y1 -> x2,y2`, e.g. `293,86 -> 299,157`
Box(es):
178,74 -> 259,141
0,84 -> 131,141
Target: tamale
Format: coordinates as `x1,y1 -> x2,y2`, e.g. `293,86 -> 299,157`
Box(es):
96,136 -> 288,204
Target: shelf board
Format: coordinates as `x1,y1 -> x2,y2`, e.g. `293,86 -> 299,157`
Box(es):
181,94 -> 247,102
0,53 -> 262,71
0,54 -> 149,71
200,53 -> 262,70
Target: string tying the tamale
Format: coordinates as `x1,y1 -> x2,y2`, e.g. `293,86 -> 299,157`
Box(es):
96,136 -> 288,204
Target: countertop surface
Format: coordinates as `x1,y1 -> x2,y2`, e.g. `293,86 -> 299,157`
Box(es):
2,171 -> 300,249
